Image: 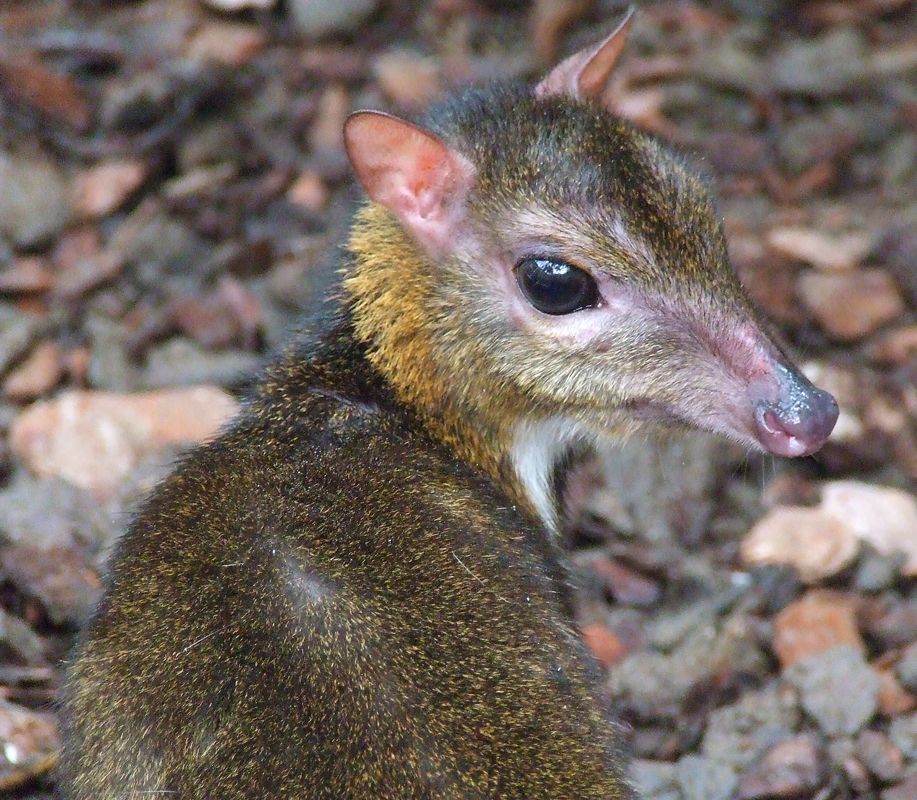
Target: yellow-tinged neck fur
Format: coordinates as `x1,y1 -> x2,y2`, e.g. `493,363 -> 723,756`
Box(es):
345,203 -> 553,522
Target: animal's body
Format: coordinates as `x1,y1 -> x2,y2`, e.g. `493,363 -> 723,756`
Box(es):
60,15 -> 837,800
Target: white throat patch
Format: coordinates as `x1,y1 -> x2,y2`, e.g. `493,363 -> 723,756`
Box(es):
510,417 -> 593,534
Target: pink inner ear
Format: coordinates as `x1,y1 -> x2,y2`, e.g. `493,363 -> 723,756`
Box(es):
535,9 -> 635,101
344,110 -> 475,254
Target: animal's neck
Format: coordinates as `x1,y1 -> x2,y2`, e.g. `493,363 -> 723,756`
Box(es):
343,203 -> 589,530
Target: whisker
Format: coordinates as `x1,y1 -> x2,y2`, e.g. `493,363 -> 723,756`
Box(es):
453,551 -> 509,603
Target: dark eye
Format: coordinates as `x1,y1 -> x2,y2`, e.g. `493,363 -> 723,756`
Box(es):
514,258 -> 599,315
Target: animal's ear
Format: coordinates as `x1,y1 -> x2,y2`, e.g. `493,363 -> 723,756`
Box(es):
344,110 -> 476,255
535,8 -> 634,101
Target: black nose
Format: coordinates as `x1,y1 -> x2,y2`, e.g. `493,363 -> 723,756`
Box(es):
753,363 -> 839,458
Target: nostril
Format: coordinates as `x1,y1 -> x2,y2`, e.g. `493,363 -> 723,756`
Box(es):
759,406 -> 789,437
755,404 -> 810,458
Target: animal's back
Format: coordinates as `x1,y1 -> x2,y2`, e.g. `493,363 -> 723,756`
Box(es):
61,316 -> 630,800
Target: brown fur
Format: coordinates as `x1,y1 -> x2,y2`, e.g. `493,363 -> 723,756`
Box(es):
60,25 -> 832,800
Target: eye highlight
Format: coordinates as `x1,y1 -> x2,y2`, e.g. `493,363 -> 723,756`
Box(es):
514,258 -> 600,316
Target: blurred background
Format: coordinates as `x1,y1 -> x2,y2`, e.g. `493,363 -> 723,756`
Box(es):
1,1 -> 917,798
